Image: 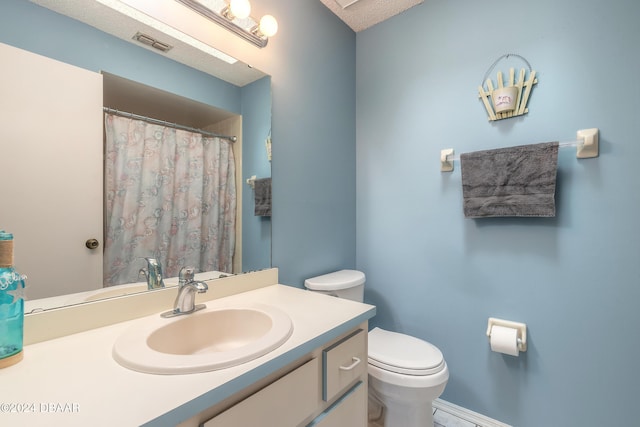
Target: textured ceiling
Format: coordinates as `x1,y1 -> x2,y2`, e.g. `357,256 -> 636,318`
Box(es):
319,0 -> 424,32
28,0 -> 267,87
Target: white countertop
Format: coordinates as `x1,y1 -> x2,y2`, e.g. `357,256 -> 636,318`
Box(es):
0,284 -> 375,427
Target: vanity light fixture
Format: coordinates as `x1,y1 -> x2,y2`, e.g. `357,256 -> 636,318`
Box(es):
176,0 -> 278,48
222,0 -> 251,19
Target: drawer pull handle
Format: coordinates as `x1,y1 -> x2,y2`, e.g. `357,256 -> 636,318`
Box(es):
339,357 -> 361,371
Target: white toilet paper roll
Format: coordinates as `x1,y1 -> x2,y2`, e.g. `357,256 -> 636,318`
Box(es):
490,325 -> 519,356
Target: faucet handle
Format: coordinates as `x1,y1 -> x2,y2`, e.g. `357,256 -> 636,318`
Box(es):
143,257 -> 159,266
179,266 -> 196,287
139,257 -> 165,289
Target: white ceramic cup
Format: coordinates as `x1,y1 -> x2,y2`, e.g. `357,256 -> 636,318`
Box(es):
491,86 -> 518,113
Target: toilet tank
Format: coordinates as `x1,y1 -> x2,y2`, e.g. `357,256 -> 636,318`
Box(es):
304,270 -> 365,302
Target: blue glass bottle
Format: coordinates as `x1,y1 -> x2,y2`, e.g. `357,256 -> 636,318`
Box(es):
0,231 -> 26,368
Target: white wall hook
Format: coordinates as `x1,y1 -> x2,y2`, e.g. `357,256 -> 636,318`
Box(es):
246,175 -> 257,189
441,148 -> 454,172
486,317 -> 527,352
576,128 -> 599,159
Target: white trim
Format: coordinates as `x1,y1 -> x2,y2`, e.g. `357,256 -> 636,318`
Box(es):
433,399 -> 512,427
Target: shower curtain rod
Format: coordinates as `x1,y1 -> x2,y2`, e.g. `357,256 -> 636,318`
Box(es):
103,107 -> 237,142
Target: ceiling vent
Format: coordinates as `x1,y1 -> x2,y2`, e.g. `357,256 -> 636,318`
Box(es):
132,32 -> 173,53
334,0 -> 362,8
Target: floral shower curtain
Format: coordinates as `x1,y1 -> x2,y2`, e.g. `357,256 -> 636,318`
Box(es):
104,113 -> 236,286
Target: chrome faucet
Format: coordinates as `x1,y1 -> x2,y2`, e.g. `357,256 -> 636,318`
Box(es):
178,266 -> 195,288
161,266 -> 208,318
139,257 -> 166,290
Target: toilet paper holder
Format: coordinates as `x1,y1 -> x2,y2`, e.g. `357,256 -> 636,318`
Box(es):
486,317 -> 527,352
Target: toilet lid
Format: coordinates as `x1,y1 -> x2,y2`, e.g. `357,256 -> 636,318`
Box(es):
368,327 -> 445,376
304,270 -> 365,291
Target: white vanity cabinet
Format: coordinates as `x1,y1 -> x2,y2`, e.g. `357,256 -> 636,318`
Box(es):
2,282 -> 376,426
201,326 -> 368,427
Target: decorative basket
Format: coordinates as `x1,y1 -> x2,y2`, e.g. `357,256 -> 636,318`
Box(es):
478,54 -> 537,121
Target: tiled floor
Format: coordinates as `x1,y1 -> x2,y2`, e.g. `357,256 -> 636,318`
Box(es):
434,407 -> 482,427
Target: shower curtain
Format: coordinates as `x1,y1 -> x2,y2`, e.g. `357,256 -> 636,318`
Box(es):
104,113 -> 236,286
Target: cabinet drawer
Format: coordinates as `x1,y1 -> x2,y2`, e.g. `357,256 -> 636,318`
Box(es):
322,329 -> 366,402
308,382 -> 367,427
203,358 -> 319,427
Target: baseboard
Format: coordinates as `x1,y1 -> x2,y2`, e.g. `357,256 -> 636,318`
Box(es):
433,399 -> 512,427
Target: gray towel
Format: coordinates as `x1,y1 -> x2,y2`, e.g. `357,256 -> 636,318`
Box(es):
254,177 -> 272,217
460,142 -> 559,218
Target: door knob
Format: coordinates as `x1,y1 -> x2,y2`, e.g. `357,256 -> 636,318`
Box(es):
85,238 -> 100,249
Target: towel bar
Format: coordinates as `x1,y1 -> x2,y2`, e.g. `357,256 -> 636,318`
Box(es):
440,128 -> 599,172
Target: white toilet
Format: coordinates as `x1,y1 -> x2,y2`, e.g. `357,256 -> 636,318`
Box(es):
304,270 -> 449,427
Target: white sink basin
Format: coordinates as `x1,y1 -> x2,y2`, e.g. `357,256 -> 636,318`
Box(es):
112,304 -> 293,374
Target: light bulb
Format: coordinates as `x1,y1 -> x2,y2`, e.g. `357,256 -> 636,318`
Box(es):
259,15 -> 278,37
229,0 -> 251,19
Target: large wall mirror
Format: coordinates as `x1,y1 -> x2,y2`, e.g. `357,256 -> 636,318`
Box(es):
0,0 -> 272,312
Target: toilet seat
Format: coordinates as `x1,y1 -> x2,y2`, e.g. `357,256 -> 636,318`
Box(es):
368,327 -> 445,376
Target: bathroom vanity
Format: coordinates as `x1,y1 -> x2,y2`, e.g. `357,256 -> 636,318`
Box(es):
197,325 -> 367,427
0,269 -> 375,426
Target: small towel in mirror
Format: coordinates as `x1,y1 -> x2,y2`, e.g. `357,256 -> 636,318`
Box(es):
254,177 -> 272,217
460,142 -> 559,218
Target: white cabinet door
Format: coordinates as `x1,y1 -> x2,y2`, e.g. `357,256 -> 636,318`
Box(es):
0,42 -> 103,299
203,358 -> 320,427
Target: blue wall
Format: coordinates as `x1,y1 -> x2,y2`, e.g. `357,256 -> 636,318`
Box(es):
268,0 -> 357,285
356,0 -> 640,425
241,76 -> 272,271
